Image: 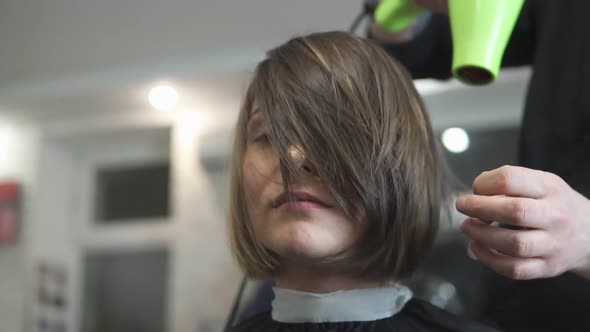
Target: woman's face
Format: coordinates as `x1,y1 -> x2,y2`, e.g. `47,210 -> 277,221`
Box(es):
242,108 -> 367,266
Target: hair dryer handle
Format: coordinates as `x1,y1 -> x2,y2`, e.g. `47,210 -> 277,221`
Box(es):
374,0 -> 426,32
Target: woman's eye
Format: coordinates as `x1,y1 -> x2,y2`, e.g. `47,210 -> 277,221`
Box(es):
255,133 -> 270,143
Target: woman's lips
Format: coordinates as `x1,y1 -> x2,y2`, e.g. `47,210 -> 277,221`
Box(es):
278,200 -> 328,212
272,191 -> 332,211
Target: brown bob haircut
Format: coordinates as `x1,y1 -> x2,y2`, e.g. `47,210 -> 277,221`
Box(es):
228,31 -> 453,280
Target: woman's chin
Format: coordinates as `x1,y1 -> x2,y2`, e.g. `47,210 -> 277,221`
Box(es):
277,246 -> 328,263
270,232 -> 341,263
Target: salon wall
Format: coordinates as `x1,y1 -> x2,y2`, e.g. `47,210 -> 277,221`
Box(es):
23,106 -> 242,332
0,116 -> 39,332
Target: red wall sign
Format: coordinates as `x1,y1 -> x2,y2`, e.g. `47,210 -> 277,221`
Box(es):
0,181 -> 20,244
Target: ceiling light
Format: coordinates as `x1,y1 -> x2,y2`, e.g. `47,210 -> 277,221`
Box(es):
148,84 -> 178,111
442,127 -> 470,153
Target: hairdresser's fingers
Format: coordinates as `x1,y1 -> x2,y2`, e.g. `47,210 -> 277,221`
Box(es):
468,241 -> 553,280
472,165 -> 556,199
456,194 -> 549,229
461,168 -> 590,280
411,0 -> 448,14
461,218 -> 555,258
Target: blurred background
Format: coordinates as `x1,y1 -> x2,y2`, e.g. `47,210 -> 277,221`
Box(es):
0,0 -> 529,331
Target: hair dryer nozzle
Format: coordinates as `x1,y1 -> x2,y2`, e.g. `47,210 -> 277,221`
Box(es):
450,0 -> 525,85
455,66 -> 494,85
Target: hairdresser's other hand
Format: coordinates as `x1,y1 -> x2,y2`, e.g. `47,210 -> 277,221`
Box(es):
456,165 -> 590,280
369,0 -> 448,43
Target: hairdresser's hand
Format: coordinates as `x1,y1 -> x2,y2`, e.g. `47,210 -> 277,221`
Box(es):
456,165 -> 590,280
411,0 -> 448,14
369,0 -> 448,43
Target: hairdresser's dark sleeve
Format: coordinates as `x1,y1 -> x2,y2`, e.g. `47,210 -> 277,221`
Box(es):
371,14 -> 454,80
369,4 -> 535,80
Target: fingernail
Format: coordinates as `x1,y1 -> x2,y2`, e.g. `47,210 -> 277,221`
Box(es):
467,243 -> 478,261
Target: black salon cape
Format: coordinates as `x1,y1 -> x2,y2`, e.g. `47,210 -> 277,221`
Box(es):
370,1 -> 590,331
230,298 -> 499,332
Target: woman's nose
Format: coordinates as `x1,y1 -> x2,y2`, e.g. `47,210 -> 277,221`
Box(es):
287,145 -> 318,177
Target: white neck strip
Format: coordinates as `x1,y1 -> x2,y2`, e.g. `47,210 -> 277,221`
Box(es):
271,283 -> 412,323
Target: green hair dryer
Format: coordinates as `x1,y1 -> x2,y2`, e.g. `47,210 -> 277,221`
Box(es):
374,0 -> 525,85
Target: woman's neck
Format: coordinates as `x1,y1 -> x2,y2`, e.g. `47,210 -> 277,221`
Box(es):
275,261 -> 385,293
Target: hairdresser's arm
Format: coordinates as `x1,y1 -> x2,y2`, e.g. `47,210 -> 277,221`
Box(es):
456,165 -> 590,280
368,14 -> 453,80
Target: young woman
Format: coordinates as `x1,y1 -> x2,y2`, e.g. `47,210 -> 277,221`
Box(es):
227,31 -> 497,332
